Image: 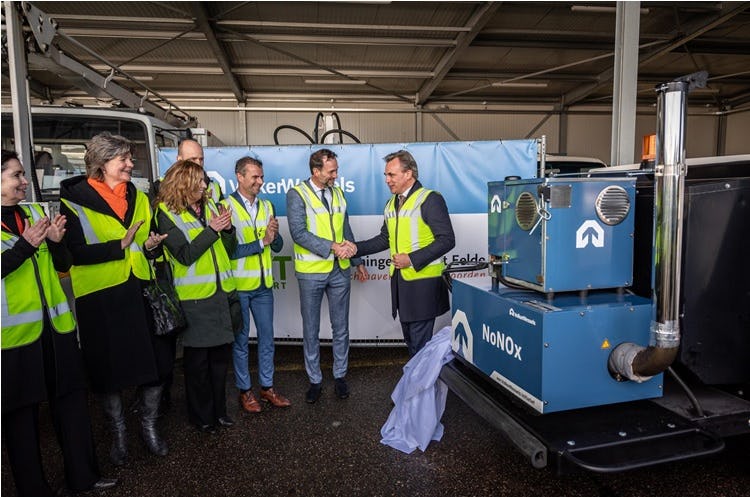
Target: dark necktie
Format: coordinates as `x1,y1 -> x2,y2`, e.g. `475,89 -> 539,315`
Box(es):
397,194 -> 405,211
320,189 -> 330,212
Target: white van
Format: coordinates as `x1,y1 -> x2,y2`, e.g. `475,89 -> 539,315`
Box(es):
1,106 -> 186,200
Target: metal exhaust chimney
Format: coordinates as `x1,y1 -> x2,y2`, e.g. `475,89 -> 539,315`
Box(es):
609,71 -> 707,382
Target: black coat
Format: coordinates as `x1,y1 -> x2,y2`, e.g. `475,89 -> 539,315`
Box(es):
1,205 -> 88,412
356,181 -> 456,322
59,176 -> 160,393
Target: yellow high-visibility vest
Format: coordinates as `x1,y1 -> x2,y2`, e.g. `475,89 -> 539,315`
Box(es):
291,183 -> 350,274
1,204 -> 76,349
206,180 -> 223,203
157,200 -> 235,300
385,188 -> 445,280
62,191 -> 151,298
223,195 -> 274,291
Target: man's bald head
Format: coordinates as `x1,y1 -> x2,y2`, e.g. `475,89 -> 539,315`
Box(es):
177,139 -> 204,167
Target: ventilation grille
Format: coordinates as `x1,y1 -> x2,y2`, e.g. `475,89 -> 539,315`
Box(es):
515,192 -> 539,230
595,186 -> 631,225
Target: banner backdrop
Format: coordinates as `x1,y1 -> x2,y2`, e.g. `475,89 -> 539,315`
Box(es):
158,140 -> 537,343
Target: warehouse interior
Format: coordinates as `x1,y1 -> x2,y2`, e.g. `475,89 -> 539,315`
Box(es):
2,2 -> 750,497
2,1 -> 750,160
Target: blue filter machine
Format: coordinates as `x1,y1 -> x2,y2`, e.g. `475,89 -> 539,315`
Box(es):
489,177 -> 637,293
451,280 -> 663,414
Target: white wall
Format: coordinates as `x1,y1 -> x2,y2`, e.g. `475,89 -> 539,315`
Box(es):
188,107 -> 749,163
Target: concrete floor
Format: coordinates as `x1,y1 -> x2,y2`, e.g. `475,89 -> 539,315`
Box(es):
3,344 -> 749,497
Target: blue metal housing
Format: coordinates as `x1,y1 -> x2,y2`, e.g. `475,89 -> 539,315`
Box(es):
451,280 -> 663,414
489,177 -> 636,292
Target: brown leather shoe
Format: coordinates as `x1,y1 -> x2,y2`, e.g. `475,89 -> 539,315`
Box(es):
259,387 -> 291,408
239,390 -> 261,413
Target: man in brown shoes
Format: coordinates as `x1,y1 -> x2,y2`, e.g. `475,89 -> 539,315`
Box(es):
224,157 -> 291,414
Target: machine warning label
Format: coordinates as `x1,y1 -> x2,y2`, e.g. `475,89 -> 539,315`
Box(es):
482,324 -> 522,361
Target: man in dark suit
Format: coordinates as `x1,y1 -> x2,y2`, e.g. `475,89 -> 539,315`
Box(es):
355,150 -> 455,355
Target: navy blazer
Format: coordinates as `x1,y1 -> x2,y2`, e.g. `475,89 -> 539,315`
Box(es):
355,180 -> 455,321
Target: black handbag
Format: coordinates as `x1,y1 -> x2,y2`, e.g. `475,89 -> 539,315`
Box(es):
143,259 -> 186,336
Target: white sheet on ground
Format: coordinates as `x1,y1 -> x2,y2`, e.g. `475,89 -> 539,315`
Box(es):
380,326 -> 454,454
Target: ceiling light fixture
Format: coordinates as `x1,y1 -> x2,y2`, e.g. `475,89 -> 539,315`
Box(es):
304,79 -> 367,85
571,5 -> 649,14
113,75 -> 155,81
491,82 -> 548,88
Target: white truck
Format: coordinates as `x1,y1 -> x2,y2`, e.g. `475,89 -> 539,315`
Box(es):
0,106 -> 211,200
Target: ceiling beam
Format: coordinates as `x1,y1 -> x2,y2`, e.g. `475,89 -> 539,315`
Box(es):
216,20 -> 472,33
87,64 -> 434,79
60,28 -> 456,47
562,2 -> 750,107
42,14 -> 194,24
639,3 -> 750,67
726,90 -> 750,109
416,2 -> 502,106
190,2 -> 245,103
43,15 -> 473,33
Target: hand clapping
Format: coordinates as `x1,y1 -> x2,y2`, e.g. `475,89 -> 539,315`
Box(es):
21,217 -> 51,248
145,231 -> 168,251
121,221 -> 144,249
209,205 -> 233,232
263,215 -> 279,245
46,215 -> 67,243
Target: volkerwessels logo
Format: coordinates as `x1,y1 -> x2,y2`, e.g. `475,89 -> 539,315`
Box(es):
451,310 -> 473,363
576,219 -> 605,248
509,308 -> 536,326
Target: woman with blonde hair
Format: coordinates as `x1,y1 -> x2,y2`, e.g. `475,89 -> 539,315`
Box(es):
155,160 -> 237,433
59,132 -> 170,466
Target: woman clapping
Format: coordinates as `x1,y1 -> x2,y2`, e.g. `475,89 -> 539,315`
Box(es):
59,132 -> 171,465
1,150 -> 117,496
155,159 -> 238,433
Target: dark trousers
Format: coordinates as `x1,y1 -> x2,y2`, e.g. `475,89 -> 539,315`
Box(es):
400,318 -> 436,356
3,389 -> 99,497
183,344 -> 231,426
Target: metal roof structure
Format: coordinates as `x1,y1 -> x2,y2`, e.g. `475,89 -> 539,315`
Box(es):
3,1 -> 750,113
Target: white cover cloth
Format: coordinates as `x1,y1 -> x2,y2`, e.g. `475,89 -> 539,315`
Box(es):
380,326 -> 454,454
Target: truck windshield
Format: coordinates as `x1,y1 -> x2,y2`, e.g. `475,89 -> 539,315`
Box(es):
1,113 -> 152,199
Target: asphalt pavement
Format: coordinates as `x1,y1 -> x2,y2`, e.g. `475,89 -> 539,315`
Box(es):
2,344 -> 749,497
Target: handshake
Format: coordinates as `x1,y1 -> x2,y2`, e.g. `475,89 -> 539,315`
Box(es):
332,240 -> 357,259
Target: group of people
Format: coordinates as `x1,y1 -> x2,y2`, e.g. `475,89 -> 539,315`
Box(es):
1,134 -> 455,496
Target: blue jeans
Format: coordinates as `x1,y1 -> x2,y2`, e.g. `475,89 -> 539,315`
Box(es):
298,268 -> 351,384
233,287 -> 275,390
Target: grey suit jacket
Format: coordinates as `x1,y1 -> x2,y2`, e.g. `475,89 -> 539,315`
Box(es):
286,179 -> 361,280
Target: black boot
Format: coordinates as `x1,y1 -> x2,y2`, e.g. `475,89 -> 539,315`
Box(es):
100,393 -> 128,466
140,385 -> 168,457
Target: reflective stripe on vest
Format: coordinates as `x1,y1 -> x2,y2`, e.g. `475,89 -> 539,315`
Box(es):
207,180 -> 223,203
224,195 -> 274,290
385,188 -> 445,280
61,191 -> 152,297
158,200 -> 235,300
292,183 -> 350,274
1,204 -> 76,349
